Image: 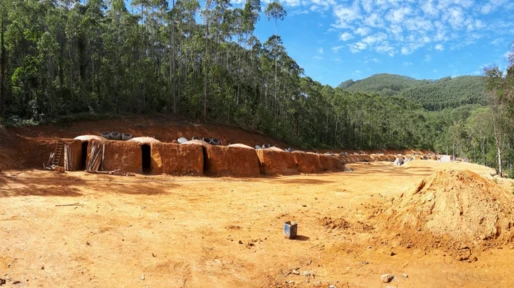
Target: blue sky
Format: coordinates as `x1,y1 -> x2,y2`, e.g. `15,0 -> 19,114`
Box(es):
230,0 -> 514,87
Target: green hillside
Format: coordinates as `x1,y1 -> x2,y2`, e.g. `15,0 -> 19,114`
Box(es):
338,74 -> 488,110
399,76 -> 488,110
338,73 -> 426,96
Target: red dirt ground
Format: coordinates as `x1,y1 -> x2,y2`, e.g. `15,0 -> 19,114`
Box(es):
7,117 -> 290,147
2,160 -> 514,287
4,120 -> 510,287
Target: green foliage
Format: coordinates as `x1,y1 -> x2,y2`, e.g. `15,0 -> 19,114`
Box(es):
339,74 -> 488,111
400,76 -> 488,110
0,0 -> 510,163
338,73 -> 421,96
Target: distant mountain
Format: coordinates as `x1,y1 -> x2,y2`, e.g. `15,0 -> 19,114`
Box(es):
338,73 -> 488,111
338,73 -> 426,96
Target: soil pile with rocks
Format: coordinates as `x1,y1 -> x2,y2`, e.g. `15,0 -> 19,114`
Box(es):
386,169 -> 514,248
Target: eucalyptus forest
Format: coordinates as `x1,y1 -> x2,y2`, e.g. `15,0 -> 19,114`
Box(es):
0,1 -> 513,175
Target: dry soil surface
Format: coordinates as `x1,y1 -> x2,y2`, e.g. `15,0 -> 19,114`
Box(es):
2,161 -> 514,287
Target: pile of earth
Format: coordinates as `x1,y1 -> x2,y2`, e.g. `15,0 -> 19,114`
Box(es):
385,169 -> 514,249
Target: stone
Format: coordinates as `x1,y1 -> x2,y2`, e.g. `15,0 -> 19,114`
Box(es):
402,273 -> 408,278
291,269 -> 300,275
380,274 -> 394,283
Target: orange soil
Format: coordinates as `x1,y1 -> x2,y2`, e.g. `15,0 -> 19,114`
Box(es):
385,169 -> 514,250
2,161 -> 514,287
2,117 -> 435,170
7,117 -> 290,148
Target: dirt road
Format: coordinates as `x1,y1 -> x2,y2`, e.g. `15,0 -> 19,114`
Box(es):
1,161 -> 513,287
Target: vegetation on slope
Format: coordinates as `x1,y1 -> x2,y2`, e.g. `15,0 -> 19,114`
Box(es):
0,0 -> 439,150
338,73 -> 423,96
339,74 -> 488,110
0,1 -> 513,176
400,76 -> 488,110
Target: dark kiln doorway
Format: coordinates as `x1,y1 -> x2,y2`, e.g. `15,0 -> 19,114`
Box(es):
80,142 -> 88,170
142,144 -> 151,173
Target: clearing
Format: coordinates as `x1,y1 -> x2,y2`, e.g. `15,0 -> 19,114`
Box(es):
2,160 -> 514,287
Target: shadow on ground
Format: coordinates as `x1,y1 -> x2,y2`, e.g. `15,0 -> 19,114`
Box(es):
0,171 -> 179,197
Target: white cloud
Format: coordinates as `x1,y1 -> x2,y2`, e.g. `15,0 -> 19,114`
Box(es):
339,32 -> 354,41
355,27 -> 370,36
491,38 -> 505,46
331,46 -> 344,53
289,9 -> 310,16
360,0 -> 373,13
313,55 -> 324,60
332,2 -> 361,29
386,6 -> 412,23
349,42 -> 367,53
251,0 -> 514,55
363,13 -> 384,27
317,47 -> 324,54
364,57 -> 380,63
375,42 -> 396,56
362,33 -> 387,45
425,54 -> 432,62
421,0 -> 438,17
480,0 -> 508,14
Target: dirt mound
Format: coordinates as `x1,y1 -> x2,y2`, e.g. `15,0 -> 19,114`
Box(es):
318,154 -> 343,171
204,145 -> 260,177
256,149 -> 298,176
151,143 -> 203,175
386,169 -> 514,248
0,128 -> 20,169
92,140 -> 143,173
318,217 -> 375,232
319,217 -> 351,230
293,151 -> 322,173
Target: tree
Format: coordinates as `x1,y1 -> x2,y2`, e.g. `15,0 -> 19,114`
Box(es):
0,2 -> 6,117
484,57 -> 514,176
264,1 -> 285,115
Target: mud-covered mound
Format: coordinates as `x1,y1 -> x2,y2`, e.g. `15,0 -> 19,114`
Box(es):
387,169 -> 514,247
293,151 -> 322,173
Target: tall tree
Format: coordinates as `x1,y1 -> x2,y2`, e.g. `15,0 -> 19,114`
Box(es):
484,57 -> 514,175
0,4 -> 6,117
264,1 -> 285,114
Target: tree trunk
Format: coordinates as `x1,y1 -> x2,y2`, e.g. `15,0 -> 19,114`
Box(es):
497,140 -> 502,176
0,15 -> 5,117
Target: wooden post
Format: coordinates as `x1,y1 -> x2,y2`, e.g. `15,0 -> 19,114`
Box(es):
101,143 -> 105,171
64,145 -> 68,171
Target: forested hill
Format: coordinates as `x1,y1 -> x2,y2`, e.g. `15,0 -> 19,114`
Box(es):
0,0 -> 444,151
339,74 -> 488,110
338,74 -> 423,96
